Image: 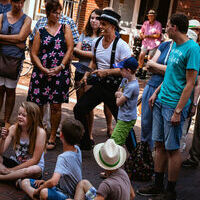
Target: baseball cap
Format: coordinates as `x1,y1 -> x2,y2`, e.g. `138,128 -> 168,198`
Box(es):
114,57 -> 138,71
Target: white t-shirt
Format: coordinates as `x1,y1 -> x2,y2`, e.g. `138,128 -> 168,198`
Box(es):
92,37 -> 132,70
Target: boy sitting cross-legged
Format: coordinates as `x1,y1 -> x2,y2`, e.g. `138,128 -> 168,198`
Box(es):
67,139 -> 135,200
21,118 -> 84,200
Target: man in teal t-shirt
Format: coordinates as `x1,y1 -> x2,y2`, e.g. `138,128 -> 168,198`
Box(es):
137,14 -> 200,200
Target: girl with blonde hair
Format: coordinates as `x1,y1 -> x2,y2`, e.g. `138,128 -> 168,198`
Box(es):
0,101 -> 46,183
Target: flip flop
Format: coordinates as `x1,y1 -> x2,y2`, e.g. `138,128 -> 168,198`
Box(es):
46,141 -> 56,150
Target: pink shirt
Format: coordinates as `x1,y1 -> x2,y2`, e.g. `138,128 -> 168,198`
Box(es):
141,20 -> 162,50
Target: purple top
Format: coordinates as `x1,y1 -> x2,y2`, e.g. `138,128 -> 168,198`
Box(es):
141,20 -> 162,50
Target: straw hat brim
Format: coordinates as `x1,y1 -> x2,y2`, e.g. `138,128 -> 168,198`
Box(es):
93,142 -> 127,170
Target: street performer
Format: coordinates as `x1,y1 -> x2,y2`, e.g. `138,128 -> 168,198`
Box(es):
74,9 -> 131,150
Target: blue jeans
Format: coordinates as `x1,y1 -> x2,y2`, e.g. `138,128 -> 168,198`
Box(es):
30,179 -> 69,200
141,84 -> 156,149
152,99 -> 189,150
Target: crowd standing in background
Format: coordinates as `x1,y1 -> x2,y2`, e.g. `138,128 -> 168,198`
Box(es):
0,1 -> 199,200
137,14 -> 200,200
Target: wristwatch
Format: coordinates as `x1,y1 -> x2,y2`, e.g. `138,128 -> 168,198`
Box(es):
192,102 -> 198,107
175,108 -> 182,115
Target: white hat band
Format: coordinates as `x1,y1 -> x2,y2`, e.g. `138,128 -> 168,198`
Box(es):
101,14 -> 119,23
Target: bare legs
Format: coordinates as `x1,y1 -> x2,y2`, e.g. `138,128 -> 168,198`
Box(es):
0,86 -> 15,128
104,104 -> 113,137
138,51 -> 146,69
73,179 -> 93,200
21,179 -> 48,200
0,165 -> 41,181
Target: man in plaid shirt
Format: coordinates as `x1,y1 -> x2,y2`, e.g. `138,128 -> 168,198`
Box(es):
29,13 -> 79,44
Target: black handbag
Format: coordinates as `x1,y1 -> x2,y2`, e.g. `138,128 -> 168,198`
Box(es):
0,54 -> 22,80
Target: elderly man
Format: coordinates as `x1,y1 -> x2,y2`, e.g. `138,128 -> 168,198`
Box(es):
137,9 -> 162,79
74,9 -> 131,150
137,14 -> 200,200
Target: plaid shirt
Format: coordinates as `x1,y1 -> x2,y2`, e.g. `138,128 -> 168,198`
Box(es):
29,14 -> 79,44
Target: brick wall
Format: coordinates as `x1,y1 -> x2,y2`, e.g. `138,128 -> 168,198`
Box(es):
78,0 -> 110,33
175,0 -> 200,21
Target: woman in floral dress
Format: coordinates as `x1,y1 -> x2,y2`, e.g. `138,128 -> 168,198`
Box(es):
27,0 -> 73,149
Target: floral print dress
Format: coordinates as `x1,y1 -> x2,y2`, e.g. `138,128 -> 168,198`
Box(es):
27,25 -> 70,105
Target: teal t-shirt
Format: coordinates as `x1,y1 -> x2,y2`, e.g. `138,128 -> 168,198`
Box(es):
158,40 -> 200,108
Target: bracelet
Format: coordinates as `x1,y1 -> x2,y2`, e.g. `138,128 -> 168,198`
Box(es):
192,102 -> 198,107
61,63 -> 65,69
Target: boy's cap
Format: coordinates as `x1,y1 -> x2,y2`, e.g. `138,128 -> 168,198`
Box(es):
114,56 -> 138,71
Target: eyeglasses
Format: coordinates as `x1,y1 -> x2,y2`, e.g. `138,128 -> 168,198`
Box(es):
8,25 -> 13,34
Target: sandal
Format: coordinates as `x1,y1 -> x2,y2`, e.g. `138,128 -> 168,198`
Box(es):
46,141 -> 56,150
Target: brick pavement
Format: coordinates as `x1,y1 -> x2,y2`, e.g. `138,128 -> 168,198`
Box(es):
0,80 -> 199,200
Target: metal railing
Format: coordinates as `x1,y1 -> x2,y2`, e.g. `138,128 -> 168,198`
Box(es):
62,0 -> 83,24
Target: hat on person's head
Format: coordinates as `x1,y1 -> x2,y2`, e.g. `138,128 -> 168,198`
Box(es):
189,19 -> 200,29
93,139 -> 127,170
187,29 -> 198,42
97,9 -> 121,28
113,56 -> 138,71
147,9 -> 156,16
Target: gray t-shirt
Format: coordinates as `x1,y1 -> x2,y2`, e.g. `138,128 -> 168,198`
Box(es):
118,78 -> 139,121
97,168 -> 131,200
92,37 -> 132,70
78,33 -> 95,66
54,145 -> 82,198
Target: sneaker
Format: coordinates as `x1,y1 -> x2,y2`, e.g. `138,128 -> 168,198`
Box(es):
137,184 -> 164,196
182,158 -> 198,168
152,191 -> 177,200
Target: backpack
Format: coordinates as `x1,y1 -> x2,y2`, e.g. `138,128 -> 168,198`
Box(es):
125,128 -> 137,154
125,141 -> 154,181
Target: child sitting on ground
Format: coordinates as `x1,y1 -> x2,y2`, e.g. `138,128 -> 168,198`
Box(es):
67,139 -> 135,200
0,102 -> 46,184
111,56 -> 139,145
21,118 -> 84,200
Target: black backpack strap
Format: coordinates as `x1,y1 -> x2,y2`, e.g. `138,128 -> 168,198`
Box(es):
110,37 -> 120,68
94,36 -> 103,68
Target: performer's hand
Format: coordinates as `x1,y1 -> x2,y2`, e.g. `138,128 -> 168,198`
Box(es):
92,69 -> 108,78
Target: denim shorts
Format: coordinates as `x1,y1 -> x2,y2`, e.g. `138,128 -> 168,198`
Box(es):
152,99 -> 189,150
85,187 -> 97,200
30,179 -> 69,200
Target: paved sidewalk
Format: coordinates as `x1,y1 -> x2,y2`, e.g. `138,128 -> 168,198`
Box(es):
0,82 -> 199,200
